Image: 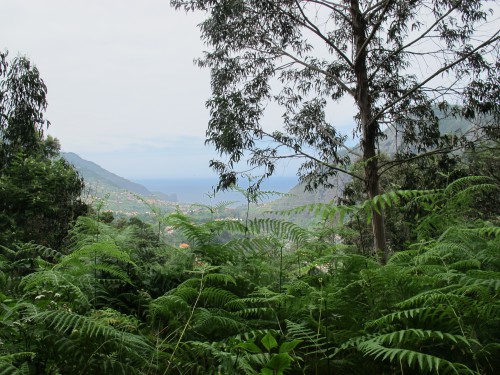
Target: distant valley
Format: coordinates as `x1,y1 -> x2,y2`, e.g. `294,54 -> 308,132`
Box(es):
62,113 -> 474,218
61,152 -> 299,218
62,152 -> 178,202
134,177 -> 299,204
62,152 -> 179,218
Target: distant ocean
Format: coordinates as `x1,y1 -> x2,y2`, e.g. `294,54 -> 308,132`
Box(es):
134,177 -> 299,204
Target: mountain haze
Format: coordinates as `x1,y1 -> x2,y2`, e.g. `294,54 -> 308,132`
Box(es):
269,113 -> 476,210
62,152 -> 177,202
60,113 -> 475,214
61,152 -> 178,218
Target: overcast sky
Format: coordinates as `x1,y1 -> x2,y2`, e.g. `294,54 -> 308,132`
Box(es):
1,0 -> 359,179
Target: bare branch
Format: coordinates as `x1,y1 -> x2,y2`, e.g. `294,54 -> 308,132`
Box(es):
371,32 -> 500,125
369,3 -> 459,81
292,0 -> 354,68
378,147 -> 456,176
270,41 -> 356,97
357,0 -> 394,59
260,130 -> 365,181
303,0 -> 349,12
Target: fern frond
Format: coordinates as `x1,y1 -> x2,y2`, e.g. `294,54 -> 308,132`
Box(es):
0,362 -> 20,375
203,273 -> 237,286
167,212 -> 213,246
369,329 -> 475,347
150,295 -> 190,321
182,341 -> 241,374
223,237 -> 278,255
247,218 -> 310,244
468,226 -> 500,238
237,288 -> 292,306
234,329 -> 279,342
172,286 -> 199,304
284,280 -> 317,295
190,200 -> 238,214
365,307 -> 443,328
61,242 -> 134,267
0,301 -> 38,323
272,201 -> 353,221
92,264 -> 132,285
285,320 -> 331,358
201,287 -> 238,307
460,270 -> 500,291
448,259 -> 481,271
387,249 -> 421,265
233,307 -> 274,318
443,176 -> 496,196
20,270 -> 91,308
1,243 -> 62,262
357,341 -> 476,374
91,308 -> 141,332
194,308 -> 246,333
0,353 -> 35,375
38,310 -> 154,354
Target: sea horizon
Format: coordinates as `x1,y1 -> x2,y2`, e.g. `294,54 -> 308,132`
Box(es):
133,176 -> 299,204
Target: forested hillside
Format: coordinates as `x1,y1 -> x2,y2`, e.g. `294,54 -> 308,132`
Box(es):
1,54 -> 499,374
61,152 -> 174,200
61,152 -> 179,219
1,1 -> 499,374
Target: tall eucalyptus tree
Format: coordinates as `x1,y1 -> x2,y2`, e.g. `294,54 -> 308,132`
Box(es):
0,52 -> 87,248
171,0 -> 499,262
0,51 -> 49,170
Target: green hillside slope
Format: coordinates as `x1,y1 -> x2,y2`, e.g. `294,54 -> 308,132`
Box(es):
61,152 -> 177,218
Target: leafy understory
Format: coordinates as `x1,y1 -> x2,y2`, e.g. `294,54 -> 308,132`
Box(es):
0,176 -> 498,374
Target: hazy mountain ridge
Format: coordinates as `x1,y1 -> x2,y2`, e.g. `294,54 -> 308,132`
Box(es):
60,152 -> 179,218
62,152 -> 177,202
59,113 -> 475,215
59,153 -> 296,219
269,113 -> 476,210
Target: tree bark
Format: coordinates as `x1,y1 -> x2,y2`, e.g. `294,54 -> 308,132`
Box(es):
350,0 -> 388,264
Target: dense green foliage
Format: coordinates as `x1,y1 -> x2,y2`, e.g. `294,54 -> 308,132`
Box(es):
0,152 -> 87,248
1,27 -> 498,375
1,173 -> 498,374
340,151 -> 500,254
0,53 -> 87,249
171,0 -> 499,259
0,52 -> 49,169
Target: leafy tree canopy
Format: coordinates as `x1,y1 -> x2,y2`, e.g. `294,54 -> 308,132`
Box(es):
0,51 -> 49,169
0,51 -> 87,249
0,152 -> 87,248
172,0 -> 499,260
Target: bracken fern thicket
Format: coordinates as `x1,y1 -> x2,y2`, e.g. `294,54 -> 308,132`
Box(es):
0,176 -> 498,374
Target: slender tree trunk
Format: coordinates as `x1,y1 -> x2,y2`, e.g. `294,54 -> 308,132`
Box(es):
350,0 -> 388,264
